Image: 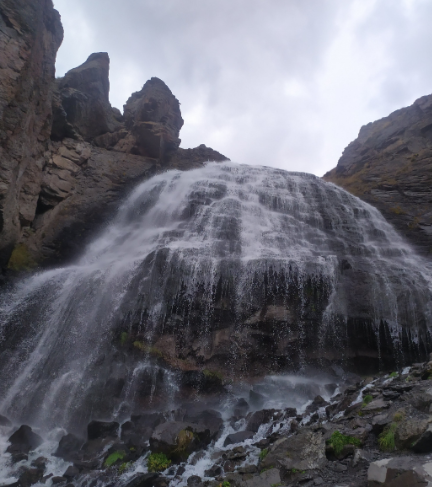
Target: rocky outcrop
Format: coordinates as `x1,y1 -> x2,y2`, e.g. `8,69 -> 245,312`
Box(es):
111,77 -> 184,162
52,52 -> 122,141
0,0 -> 63,267
0,3 -> 228,273
324,94 -> 432,255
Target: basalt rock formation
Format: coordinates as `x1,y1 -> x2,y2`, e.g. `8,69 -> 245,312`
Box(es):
324,94 -> 432,255
0,3 -> 228,272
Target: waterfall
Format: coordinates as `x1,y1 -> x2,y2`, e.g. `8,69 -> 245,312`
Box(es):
1,161 -> 431,432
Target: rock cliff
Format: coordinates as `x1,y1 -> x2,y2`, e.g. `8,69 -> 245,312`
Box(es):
324,95 -> 432,255
0,3 -> 228,273
0,0 -> 63,268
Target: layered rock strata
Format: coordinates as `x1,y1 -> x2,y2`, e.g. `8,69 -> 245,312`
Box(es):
0,5 -> 228,272
324,95 -> 432,255
0,0 -> 63,267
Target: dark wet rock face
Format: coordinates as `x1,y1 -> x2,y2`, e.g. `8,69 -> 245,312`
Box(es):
324,94 -> 432,255
6,425 -> 43,457
0,0 -> 63,267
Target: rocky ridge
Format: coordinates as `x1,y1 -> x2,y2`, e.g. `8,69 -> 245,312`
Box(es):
4,359 -> 432,486
324,94 -> 432,256
0,2 -> 228,272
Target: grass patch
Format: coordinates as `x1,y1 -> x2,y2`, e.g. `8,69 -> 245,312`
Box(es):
218,482 -> 230,487
147,452 -> 171,472
259,448 -> 268,461
362,395 -> 373,407
378,423 -> 397,451
104,450 -> 126,467
389,372 -> 398,378
327,430 -> 361,456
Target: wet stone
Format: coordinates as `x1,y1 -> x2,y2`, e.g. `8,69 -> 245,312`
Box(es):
223,430 -> 255,446
187,475 -> 202,487
6,425 -> 43,455
51,477 -> 67,484
63,466 -> 80,479
54,433 -> 85,461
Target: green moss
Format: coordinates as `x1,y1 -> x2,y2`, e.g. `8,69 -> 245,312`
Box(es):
7,243 -> 37,271
147,452 -> 171,472
327,431 -> 361,456
378,423 -> 397,451
362,395 -> 373,407
104,450 -> 126,467
174,429 -> 194,452
120,332 -> 129,345
290,468 -> 305,474
219,482 -> 230,487
133,341 -> 163,358
259,448 -> 268,461
389,372 -> 398,378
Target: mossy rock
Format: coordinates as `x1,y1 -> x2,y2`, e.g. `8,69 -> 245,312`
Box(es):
7,243 -> 37,271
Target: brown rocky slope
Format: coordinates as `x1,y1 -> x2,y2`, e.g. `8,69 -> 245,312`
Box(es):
324,94 -> 432,256
0,2 -> 228,274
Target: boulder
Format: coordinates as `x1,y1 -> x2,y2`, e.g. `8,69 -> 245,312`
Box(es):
6,425 -> 43,455
368,456 -> 432,486
395,418 -> 428,449
411,424 -> 432,453
149,421 -> 202,461
185,409 -> 224,442
241,468 -> 281,487
246,409 -> 281,433
260,429 -> 326,471
223,431 -> 255,447
54,433 -> 84,461
233,398 -> 249,417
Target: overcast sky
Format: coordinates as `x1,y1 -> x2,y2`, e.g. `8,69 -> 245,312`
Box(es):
53,0 -> 432,176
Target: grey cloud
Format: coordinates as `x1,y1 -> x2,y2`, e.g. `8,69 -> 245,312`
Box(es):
53,0 -> 432,176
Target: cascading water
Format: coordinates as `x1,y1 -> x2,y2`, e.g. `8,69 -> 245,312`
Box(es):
0,161 -> 432,484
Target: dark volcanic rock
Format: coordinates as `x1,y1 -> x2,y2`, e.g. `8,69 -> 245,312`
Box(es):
324,94 -> 432,254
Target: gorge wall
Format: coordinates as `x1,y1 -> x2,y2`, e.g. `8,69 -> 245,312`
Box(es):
0,0 -> 228,273
324,95 -> 432,256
